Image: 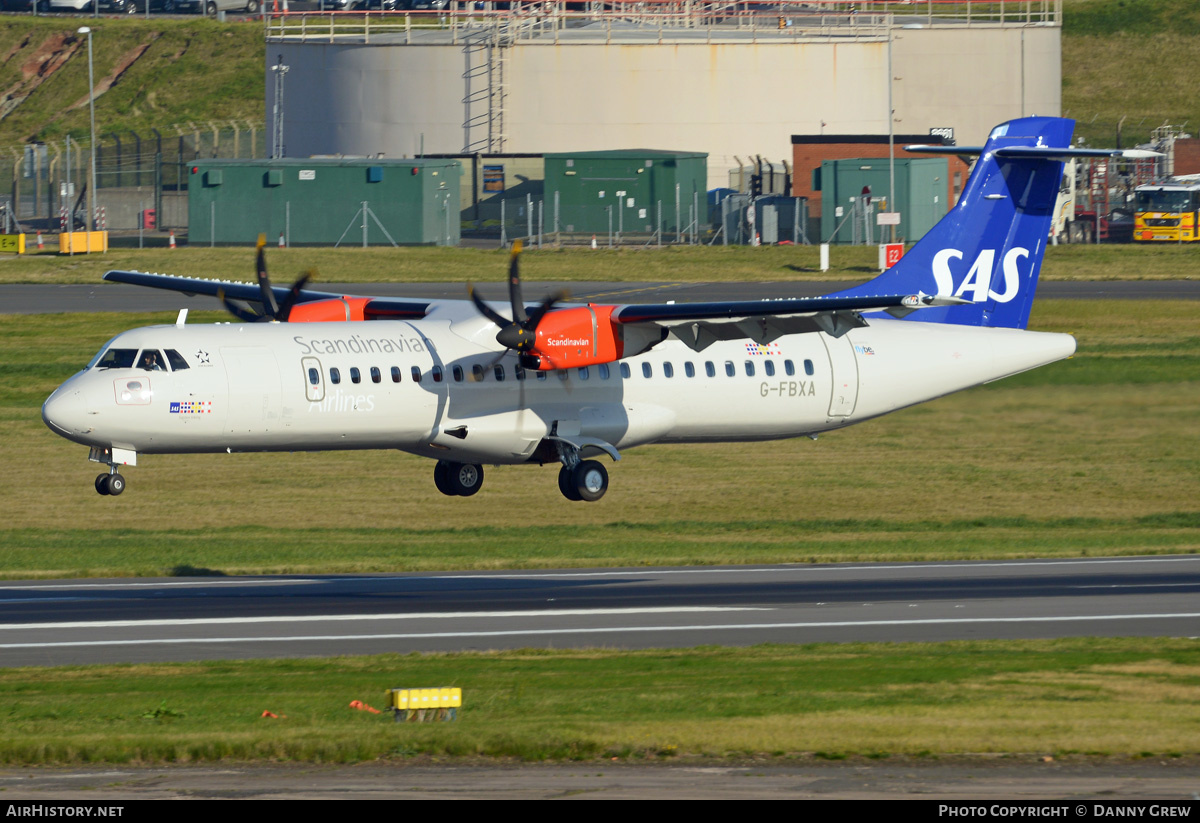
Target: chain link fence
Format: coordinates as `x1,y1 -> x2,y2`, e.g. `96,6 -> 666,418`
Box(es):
0,123 -> 266,234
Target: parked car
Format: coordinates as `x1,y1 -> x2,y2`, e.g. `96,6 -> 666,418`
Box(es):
353,0 -> 397,9
97,0 -> 171,13
40,0 -> 94,11
171,0 -> 260,13
0,0 -> 36,11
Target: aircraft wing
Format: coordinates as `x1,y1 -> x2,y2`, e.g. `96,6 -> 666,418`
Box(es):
611,293 -> 967,352
102,270 -> 431,319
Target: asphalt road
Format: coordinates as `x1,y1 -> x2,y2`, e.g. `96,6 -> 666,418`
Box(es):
2,555 -> 1198,667
2,278 -> 1199,315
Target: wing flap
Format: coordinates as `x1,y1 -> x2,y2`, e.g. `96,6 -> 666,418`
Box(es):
612,294 -> 966,352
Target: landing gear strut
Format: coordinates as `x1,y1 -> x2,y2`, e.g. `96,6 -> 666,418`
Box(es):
433,460 -> 484,497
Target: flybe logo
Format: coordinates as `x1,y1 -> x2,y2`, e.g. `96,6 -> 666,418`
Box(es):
931,247 -> 1029,303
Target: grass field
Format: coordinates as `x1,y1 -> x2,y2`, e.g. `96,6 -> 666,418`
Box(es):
2,240 -> 1200,286
2,639 -> 1198,764
2,296 -> 1197,577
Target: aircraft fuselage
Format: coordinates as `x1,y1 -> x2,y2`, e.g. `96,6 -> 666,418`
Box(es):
43,303 -> 1076,469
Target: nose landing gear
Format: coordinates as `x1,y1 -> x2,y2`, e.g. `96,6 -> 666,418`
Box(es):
88,446 -> 135,497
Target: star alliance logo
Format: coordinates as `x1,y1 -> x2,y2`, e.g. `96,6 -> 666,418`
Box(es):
194,349 -> 211,365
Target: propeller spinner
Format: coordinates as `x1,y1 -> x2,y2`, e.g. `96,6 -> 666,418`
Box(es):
469,241 -> 566,358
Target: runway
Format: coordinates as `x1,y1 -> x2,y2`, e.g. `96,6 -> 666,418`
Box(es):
2,278 -> 1198,315
2,555 -> 1197,667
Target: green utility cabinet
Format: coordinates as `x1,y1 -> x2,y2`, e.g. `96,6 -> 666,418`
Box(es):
815,157 -> 948,245
188,158 -> 462,246
544,150 -> 707,235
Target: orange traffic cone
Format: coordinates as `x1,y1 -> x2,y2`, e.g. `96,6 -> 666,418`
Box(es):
36,231 -> 43,251
168,230 -> 176,249
591,234 -> 597,250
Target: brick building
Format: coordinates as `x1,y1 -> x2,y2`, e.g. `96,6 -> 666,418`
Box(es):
791,134 -> 973,230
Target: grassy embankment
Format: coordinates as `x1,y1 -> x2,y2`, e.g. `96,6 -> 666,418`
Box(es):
2,639 -> 1199,764
0,1 -> 1196,155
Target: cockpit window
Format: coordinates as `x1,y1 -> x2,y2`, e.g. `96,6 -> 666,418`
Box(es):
94,348 -> 138,370
138,350 -> 166,371
165,349 -> 189,371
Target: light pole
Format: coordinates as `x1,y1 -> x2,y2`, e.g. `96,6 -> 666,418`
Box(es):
271,55 -> 289,160
78,27 -> 96,233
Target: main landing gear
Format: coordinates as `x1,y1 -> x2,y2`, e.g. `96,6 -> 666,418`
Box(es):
94,470 -> 126,496
555,441 -> 609,502
433,460 -> 485,497
431,447 -> 612,503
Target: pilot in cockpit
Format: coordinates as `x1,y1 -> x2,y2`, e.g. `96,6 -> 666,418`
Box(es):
140,351 -> 164,372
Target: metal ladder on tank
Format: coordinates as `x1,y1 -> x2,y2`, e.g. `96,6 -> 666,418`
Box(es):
461,20 -> 511,154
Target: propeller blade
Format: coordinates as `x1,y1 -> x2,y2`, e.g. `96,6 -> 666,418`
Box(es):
218,287 -> 267,323
469,284 -> 513,329
508,240 -> 527,325
255,234 -> 280,319
277,270 -> 314,322
524,290 -> 568,331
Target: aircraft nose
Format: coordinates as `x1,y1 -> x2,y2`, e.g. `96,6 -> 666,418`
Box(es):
42,387 -> 89,438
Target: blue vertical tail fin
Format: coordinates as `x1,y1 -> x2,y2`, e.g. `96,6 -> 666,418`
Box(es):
826,116 -> 1084,329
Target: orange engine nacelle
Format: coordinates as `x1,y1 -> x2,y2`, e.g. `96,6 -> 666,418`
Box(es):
528,305 -> 623,370
287,297 -> 372,323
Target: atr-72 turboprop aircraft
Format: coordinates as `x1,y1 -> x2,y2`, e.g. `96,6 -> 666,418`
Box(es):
43,117 -> 1137,502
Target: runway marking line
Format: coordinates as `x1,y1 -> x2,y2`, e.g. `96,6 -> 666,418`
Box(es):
2,612 -> 1198,650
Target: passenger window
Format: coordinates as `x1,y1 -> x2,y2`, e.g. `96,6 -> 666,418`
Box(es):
620,363 -> 631,379
391,366 -> 402,383
598,363 -> 610,380
784,359 -> 795,376
350,367 -> 361,384
578,366 -> 589,381
804,359 -> 815,376
138,349 -> 166,372
684,362 -> 695,378
472,364 -> 485,382
744,361 -> 755,377
725,361 -> 735,377
452,365 -> 464,382
308,367 -> 319,385
515,366 -> 526,381
431,365 -> 443,383
330,367 -> 341,384
764,360 -> 775,377
411,366 -> 422,383
536,370 -> 547,381
642,363 -> 652,378
705,361 -> 716,378
663,362 -> 674,378
494,365 -> 505,381
370,366 -> 381,384
165,349 -> 190,371
558,369 -> 569,381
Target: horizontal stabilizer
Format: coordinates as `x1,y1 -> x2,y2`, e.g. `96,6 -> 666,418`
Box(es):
904,145 -> 1162,160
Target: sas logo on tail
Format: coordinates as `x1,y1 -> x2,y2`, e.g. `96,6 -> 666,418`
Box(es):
932,248 -> 1029,303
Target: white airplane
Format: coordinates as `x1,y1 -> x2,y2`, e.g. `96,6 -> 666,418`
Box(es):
42,117 -> 1134,502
